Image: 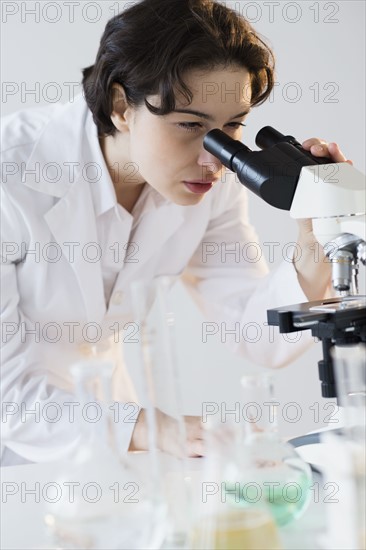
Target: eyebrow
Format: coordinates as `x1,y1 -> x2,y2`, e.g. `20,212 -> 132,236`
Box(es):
172,108 -> 250,121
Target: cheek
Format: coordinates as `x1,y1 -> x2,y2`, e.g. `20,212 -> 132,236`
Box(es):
128,129 -> 156,170
132,126 -> 195,175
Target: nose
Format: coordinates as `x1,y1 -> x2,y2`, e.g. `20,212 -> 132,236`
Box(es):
197,147 -> 223,177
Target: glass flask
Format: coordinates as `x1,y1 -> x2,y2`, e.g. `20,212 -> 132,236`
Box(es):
44,357 -> 167,550
188,414 -> 283,550
236,373 -> 313,527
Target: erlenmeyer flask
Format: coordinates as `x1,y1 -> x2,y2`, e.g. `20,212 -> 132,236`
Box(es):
238,373 -> 313,527
44,357 -> 167,550
189,415 -> 282,550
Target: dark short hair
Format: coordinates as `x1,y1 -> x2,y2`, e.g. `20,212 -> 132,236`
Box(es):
82,0 -> 275,136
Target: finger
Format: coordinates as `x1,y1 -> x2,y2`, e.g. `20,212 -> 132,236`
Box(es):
187,438 -> 205,457
302,138 -> 327,150
309,143 -> 332,157
302,139 -> 353,164
302,139 -> 331,159
327,142 -> 351,163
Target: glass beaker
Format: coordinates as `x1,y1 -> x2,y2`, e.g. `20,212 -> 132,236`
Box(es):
44,358 -> 167,550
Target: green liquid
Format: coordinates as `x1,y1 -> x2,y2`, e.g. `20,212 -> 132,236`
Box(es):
226,464 -> 312,527
262,470 -> 311,526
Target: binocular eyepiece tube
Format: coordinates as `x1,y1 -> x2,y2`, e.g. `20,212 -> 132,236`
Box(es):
203,125 -> 333,211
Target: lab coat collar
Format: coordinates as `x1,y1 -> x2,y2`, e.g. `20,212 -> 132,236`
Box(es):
21,93 -> 174,216
21,95 -> 107,321
22,94 -> 88,198
44,175 -> 108,322
84,107 -> 119,217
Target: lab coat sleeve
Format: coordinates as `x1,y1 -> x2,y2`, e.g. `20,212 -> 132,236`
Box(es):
0,187 -> 137,464
181,174 -> 313,368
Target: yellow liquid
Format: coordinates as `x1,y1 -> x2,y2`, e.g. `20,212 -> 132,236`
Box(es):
190,508 -> 282,550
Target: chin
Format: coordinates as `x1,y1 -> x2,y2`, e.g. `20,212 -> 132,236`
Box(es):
173,194 -> 205,206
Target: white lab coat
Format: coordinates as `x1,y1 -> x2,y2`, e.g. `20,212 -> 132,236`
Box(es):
1,95 -> 310,465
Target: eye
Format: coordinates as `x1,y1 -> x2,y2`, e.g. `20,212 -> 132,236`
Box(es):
225,122 -> 247,130
176,122 -> 204,133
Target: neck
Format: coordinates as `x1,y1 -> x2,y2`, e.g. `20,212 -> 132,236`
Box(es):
99,133 -> 146,213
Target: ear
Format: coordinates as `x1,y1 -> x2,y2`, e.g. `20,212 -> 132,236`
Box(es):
110,83 -> 134,132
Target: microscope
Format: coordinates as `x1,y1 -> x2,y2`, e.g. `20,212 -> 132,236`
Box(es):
203,127 -> 366,399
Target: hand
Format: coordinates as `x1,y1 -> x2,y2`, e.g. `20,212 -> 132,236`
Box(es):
302,138 -> 353,166
129,408 -> 204,457
298,138 -> 353,239
293,138 -> 354,301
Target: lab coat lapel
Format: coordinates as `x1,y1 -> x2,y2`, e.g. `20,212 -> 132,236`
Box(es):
22,96 -> 107,322
44,174 -> 107,322
22,95 -> 87,198
121,201 -> 185,281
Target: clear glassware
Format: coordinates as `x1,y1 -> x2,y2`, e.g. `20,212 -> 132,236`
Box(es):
188,416 -> 283,550
235,373 -> 313,528
44,358 -> 167,550
325,344 -> 366,550
332,344 -> 366,442
190,507 -> 282,550
130,276 -> 192,548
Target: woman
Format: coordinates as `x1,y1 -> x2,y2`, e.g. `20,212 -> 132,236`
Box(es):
1,0 -> 352,465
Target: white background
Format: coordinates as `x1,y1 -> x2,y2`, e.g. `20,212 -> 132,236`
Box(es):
1,0 -> 365,437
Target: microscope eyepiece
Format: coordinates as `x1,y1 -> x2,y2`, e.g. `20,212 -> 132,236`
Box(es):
256,126 -> 332,164
203,127 -> 307,210
203,126 -> 335,210
203,129 -> 252,170
255,126 -> 288,149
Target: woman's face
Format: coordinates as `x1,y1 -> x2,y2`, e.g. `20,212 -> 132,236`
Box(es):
121,66 -> 252,205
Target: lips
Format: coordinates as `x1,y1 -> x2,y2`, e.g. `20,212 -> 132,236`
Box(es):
184,180 -> 215,184
183,179 -> 217,195
183,181 -> 214,194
